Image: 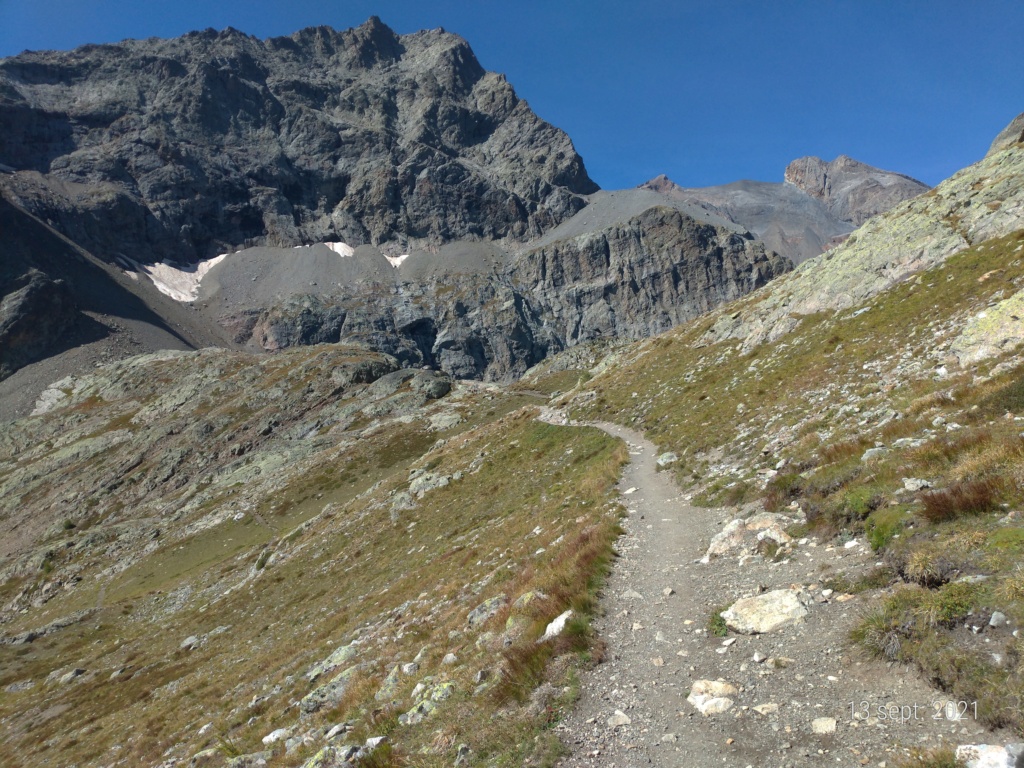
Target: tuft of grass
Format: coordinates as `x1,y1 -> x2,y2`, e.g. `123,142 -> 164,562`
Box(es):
708,606 -> 729,637
920,478 -> 1003,522
894,746 -> 965,768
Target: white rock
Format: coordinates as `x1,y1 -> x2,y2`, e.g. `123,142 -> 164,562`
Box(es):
956,743 -> 1024,768
607,709 -> 632,727
990,611 -> 1008,628
811,717 -> 837,734
752,703 -> 779,715
441,653 -> 458,665
540,610 -> 574,642
721,590 -> 808,634
903,477 -> 931,492
262,727 -> 292,745
687,679 -> 737,715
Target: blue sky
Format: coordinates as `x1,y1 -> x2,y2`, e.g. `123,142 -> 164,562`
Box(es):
1,1 -> 1021,189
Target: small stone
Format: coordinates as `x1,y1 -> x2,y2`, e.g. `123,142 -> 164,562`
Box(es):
364,736 -> 387,750
181,635 -> 200,650
262,727 -> 292,745
663,587 -> 675,596
752,652 -> 767,663
540,610 -> 573,641
607,709 -> 632,727
753,703 -> 779,715
401,662 -> 419,675
661,733 -> 678,743
324,724 -> 348,740
903,477 -> 931,492
811,717 -> 837,734
656,452 -> 679,467
687,680 -> 737,715
58,668 -> 86,684
861,447 -> 888,462
441,653 -> 458,665
990,611 -> 1008,628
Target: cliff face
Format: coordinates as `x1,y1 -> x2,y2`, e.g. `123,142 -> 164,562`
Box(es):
0,18 -> 596,262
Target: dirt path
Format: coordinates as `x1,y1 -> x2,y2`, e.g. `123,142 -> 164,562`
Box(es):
547,418 -> 1005,768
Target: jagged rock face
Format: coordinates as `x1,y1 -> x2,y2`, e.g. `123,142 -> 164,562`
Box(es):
0,18 -> 596,262
0,269 -> 77,379
783,155 -> 929,227
212,206 -> 789,381
513,206 -> 788,345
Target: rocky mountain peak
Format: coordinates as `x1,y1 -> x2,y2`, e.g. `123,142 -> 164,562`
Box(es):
784,154 -> 929,226
0,20 -> 597,261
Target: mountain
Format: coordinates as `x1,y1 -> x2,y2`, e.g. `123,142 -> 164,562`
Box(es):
0,19 -> 789,403
642,154 -> 929,265
1,112 -> 1021,768
0,17 -> 596,260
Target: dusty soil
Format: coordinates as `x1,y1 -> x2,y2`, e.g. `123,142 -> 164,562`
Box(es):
552,421 -> 1007,768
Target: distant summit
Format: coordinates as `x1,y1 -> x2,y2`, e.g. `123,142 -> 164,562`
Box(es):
784,154 -> 929,227
642,156 -> 928,264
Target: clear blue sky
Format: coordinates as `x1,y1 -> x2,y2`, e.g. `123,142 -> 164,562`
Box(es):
1,0 -> 1021,189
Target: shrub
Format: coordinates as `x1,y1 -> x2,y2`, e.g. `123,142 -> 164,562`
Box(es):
894,746 -> 964,768
708,606 -> 729,637
763,472 -> 804,512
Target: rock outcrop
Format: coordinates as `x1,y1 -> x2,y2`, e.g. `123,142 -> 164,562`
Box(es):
0,269 -> 77,379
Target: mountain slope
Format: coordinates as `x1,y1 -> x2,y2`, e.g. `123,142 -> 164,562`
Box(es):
2,112 -> 1023,766
556,118 -> 1024,751
643,155 -> 929,265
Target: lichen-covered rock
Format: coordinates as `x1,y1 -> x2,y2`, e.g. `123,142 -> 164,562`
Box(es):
952,288 -> 1024,365
467,594 -> 507,627
300,665 -> 362,714
305,643 -> 362,684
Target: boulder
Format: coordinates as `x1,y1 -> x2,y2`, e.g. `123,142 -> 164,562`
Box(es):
721,589 -> 808,634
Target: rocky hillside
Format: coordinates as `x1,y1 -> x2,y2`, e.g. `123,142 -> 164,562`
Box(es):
2,108 -> 1023,767
643,154 -> 929,265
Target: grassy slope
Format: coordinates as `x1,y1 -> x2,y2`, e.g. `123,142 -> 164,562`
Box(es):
0,348 -> 627,767
568,227 -> 1024,737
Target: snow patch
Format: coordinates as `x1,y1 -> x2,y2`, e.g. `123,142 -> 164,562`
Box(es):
138,254 -> 228,302
325,242 -> 355,258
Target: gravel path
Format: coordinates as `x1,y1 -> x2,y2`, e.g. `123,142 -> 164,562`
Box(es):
550,419 -> 1008,768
